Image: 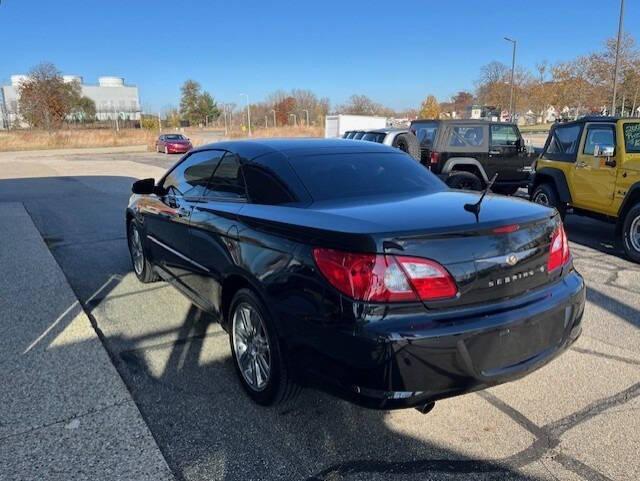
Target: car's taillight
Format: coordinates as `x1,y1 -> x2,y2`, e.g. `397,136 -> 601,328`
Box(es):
312,248 -> 457,302
547,224 -> 570,272
430,152 -> 440,165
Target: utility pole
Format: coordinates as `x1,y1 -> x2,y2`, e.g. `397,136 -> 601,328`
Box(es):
270,109 -> 277,127
504,37 -> 517,122
222,105 -> 228,136
157,113 -> 161,133
612,0 -> 625,117
240,93 -> 251,136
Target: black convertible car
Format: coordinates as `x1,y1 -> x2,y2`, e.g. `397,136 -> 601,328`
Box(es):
126,139 -> 585,410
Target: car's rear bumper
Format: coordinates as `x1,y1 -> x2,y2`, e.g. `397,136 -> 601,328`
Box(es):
297,269 -> 585,409
167,145 -> 191,153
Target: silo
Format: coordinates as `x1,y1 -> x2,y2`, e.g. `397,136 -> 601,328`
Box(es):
98,76 -> 124,87
10,75 -> 29,86
63,75 -> 83,84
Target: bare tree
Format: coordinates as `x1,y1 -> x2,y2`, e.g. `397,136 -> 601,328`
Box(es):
17,62 -> 81,130
337,94 -> 384,115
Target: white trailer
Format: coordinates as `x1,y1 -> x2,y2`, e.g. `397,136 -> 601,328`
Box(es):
324,114 -> 387,138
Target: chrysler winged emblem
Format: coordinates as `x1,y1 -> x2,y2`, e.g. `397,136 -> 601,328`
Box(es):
506,254 -> 519,266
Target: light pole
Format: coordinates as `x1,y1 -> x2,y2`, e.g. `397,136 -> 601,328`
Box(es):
504,37 -> 517,122
240,93 -> 251,136
270,109 -> 277,127
221,104 -> 228,136
612,0 -> 625,116
302,109 -> 310,127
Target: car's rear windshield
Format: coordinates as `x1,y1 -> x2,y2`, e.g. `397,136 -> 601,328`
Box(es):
165,134 -> 185,140
624,123 -> 640,153
361,132 -> 386,143
411,121 -> 438,148
288,152 -> 445,202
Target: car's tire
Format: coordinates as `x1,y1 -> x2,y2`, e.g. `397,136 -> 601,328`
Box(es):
446,171 -> 483,191
531,183 -> 566,219
393,133 -> 421,161
621,204 -> 640,263
228,288 -> 300,406
127,220 -> 159,283
492,185 -> 521,196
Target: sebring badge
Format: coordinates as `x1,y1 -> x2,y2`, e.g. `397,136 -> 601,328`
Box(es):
506,254 -> 519,266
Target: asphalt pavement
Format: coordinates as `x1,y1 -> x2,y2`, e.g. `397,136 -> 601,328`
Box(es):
0,148 -> 638,481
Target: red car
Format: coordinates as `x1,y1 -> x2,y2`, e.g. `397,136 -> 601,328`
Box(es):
156,134 -> 193,154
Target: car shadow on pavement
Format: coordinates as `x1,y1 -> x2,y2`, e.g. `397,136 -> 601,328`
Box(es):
111,304 -> 551,481
563,215 -> 626,260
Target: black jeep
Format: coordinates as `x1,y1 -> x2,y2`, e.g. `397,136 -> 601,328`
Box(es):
410,119 -> 535,195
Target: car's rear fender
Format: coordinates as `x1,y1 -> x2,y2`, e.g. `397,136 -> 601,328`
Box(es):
442,157 -> 489,182
531,167 -> 572,203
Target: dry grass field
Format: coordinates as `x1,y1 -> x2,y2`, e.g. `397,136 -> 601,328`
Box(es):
229,125 -> 324,139
0,126 -> 324,152
0,129 -> 156,152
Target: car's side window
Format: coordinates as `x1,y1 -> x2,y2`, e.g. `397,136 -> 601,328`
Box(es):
243,163 -> 296,205
546,125 -> 582,161
161,150 -> 224,198
490,125 -> 519,146
447,126 -> 484,148
583,125 -> 615,155
205,153 -> 247,201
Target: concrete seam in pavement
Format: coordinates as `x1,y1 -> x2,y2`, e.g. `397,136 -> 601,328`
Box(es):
25,200 -> 177,473
0,201 -> 175,480
0,399 -> 134,442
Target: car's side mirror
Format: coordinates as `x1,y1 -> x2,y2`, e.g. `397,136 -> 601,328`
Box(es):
132,178 -> 156,195
593,144 -> 615,157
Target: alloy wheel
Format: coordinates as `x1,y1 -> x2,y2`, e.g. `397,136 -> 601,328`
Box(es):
129,227 -> 144,275
232,303 -> 271,391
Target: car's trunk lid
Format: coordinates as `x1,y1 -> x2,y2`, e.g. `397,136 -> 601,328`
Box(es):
309,191 -> 559,307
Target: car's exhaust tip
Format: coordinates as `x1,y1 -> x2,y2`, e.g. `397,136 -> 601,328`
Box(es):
415,401 -> 435,415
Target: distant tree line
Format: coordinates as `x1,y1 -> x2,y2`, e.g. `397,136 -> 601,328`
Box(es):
418,34 -> 640,121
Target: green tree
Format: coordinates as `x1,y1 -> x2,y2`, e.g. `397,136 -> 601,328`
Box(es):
196,91 -> 220,125
72,96 -> 96,122
179,80 -> 220,126
419,95 -> 441,119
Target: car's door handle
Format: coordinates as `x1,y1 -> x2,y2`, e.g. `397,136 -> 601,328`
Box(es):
176,206 -> 191,218
575,161 -> 588,168
488,150 -> 501,155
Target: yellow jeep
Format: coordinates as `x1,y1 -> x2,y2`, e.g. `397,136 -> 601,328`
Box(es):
530,116 -> 640,262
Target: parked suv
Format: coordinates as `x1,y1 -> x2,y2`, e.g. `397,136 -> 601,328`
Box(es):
409,119 -> 535,195
530,116 -> 640,262
343,128 -> 421,160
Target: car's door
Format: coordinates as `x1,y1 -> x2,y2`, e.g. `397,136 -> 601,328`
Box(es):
572,123 -> 617,212
187,152 -> 248,314
488,124 -> 525,181
145,150 -> 225,286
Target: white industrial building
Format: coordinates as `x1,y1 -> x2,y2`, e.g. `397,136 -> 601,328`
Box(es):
0,74 -> 141,128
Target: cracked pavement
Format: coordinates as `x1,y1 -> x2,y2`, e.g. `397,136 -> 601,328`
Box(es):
0,149 -> 638,480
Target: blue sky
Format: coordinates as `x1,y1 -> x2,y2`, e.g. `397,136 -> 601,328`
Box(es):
1,0 -> 638,112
